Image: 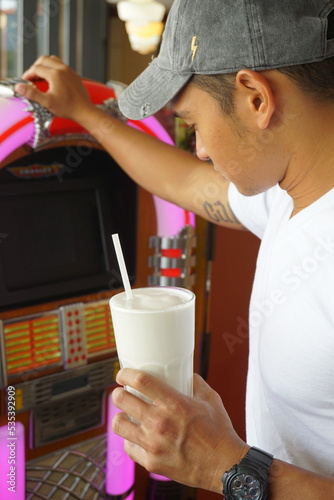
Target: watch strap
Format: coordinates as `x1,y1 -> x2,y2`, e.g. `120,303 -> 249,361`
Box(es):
240,446 -> 273,479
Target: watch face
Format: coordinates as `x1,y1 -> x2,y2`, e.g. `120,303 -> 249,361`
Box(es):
230,473 -> 262,499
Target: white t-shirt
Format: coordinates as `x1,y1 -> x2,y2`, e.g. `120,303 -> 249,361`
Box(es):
228,183 -> 334,478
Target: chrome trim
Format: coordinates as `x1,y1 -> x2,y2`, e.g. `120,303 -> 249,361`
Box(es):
149,225 -> 197,288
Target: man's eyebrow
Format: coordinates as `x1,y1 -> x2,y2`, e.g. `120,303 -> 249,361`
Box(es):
172,110 -> 190,119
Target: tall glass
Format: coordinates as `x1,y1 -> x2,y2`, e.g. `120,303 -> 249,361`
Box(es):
109,287 -> 195,402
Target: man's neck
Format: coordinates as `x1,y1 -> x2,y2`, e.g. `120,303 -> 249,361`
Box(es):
278,106 -> 334,215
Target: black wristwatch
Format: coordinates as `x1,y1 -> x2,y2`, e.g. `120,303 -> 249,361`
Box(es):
222,446 -> 273,499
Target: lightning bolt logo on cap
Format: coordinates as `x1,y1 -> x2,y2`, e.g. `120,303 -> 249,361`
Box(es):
191,36 -> 198,61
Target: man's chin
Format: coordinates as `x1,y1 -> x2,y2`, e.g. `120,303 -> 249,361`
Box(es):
234,183 -> 273,197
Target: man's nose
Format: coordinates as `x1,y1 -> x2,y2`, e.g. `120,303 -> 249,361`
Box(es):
195,133 -> 211,161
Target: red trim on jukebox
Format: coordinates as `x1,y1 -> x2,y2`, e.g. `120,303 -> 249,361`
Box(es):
0,115 -> 34,143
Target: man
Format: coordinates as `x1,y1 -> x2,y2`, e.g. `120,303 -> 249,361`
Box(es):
15,0 -> 334,497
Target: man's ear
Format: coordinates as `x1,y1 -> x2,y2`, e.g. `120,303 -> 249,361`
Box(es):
235,69 -> 275,129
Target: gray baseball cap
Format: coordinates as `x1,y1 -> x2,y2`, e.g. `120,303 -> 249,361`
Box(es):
119,0 -> 334,120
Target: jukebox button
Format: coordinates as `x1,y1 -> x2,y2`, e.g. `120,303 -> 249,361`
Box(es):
60,303 -> 88,369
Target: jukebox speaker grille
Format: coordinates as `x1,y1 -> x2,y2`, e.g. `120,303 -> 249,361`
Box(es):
26,436 -> 106,499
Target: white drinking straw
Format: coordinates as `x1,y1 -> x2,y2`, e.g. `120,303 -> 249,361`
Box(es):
112,233 -> 134,300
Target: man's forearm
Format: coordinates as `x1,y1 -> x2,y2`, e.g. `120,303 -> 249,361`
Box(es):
76,106 -> 243,229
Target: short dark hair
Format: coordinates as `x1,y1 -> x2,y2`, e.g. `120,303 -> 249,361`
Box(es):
191,73 -> 236,115
277,58 -> 334,101
191,57 -> 334,115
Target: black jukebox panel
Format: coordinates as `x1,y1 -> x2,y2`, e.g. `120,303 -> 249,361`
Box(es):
0,146 -> 138,311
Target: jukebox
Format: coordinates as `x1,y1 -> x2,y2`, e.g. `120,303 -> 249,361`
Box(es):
0,78 -> 201,499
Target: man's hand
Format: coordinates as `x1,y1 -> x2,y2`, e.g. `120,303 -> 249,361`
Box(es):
14,55 -> 94,122
112,368 -> 248,494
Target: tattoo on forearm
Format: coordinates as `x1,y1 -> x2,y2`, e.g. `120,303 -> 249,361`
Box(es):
202,200 -> 240,224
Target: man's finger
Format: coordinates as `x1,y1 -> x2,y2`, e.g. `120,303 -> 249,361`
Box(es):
123,439 -> 148,469
112,385 -> 153,422
111,390 -> 152,446
14,81 -> 48,107
115,368 -> 191,409
22,55 -> 66,80
193,372 -> 211,396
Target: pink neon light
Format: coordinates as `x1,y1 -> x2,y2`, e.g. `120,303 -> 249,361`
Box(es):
153,196 -> 196,235
106,394 -> 135,497
0,98 -> 35,165
0,421 -> 25,499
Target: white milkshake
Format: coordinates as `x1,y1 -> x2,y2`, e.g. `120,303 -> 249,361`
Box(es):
109,287 -> 195,401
